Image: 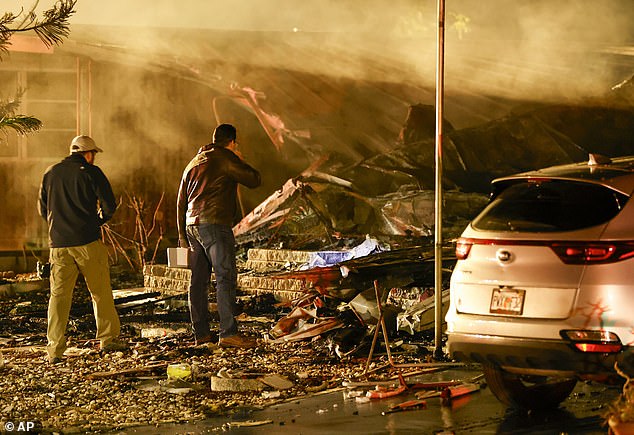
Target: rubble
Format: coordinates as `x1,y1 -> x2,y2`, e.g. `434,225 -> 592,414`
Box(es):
0,330 -> 458,432
232,175 -> 488,251
397,289 -> 451,335
0,272 -> 48,299
0,235 -> 458,432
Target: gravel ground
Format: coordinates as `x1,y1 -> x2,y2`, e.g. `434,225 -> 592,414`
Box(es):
0,275 -> 436,434
0,335 -> 378,433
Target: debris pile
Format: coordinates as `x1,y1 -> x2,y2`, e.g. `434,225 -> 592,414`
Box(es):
0,236 -> 458,432
233,175 -> 488,251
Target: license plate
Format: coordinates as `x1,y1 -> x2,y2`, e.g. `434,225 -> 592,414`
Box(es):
490,288 -> 525,315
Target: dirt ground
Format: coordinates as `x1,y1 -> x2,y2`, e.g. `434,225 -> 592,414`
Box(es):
0,272 -> 448,434
1,268 -> 624,434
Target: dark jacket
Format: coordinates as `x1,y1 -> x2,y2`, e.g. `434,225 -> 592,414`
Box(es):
177,144 -> 261,241
38,153 -> 117,248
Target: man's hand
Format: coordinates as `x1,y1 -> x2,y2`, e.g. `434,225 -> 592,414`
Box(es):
228,140 -> 244,159
179,238 -> 190,249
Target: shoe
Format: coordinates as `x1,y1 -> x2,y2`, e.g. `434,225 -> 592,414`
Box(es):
100,340 -> 129,352
219,334 -> 258,349
48,356 -> 63,365
195,335 -> 213,346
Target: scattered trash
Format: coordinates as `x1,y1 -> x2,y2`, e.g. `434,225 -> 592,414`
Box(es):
85,362 -> 169,380
158,378 -> 201,394
269,306 -> 344,343
305,380 -> 329,393
259,374 -> 293,390
382,399 -> 427,415
141,327 -> 189,338
440,383 -> 482,401
366,384 -> 408,399
343,390 -> 364,399
415,390 -> 443,399
300,236 -> 387,270
167,363 -> 193,381
226,420 -> 273,428
36,261 -> 50,279
342,380 -> 399,389
397,289 -> 451,334
133,379 -> 161,392
210,376 -> 264,392
0,236 -> 460,431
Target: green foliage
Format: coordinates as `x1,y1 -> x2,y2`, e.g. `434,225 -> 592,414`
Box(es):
0,90 -> 42,135
0,1 -> 76,138
0,0 -> 76,56
0,114 -> 42,135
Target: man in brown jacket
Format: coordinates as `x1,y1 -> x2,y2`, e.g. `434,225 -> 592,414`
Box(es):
177,124 -> 261,347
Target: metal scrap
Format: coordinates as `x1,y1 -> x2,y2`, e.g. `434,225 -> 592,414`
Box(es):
382,399 -> 428,415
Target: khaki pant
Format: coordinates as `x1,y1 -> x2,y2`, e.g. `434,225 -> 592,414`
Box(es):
47,240 -> 120,359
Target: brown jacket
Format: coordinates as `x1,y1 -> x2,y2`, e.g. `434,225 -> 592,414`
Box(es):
177,144 -> 260,242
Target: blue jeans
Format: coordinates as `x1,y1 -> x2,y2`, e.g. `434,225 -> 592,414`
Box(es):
186,224 -> 238,340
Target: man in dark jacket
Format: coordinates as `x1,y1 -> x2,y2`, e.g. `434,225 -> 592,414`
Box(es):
38,135 -> 122,363
177,124 -> 261,347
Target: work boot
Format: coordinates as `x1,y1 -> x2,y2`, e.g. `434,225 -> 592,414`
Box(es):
100,339 -> 129,352
48,355 -> 63,365
219,334 -> 258,349
195,335 -> 213,346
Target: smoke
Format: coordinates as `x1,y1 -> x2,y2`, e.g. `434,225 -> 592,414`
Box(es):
63,0 -> 634,102
440,0 -> 634,99
61,0 -> 634,195
2,0 -> 633,249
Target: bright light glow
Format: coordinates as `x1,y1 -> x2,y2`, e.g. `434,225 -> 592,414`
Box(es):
551,242 -> 634,264
562,329 -> 619,342
574,343 -> 622,353
455,239 -> 472,260
562,329 -> 623,353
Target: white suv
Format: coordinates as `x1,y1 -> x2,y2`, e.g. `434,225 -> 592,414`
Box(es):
446,154 -> 634,410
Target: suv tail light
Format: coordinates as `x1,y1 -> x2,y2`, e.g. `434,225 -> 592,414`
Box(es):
454,238 -> 634,264
455,239 -> 473,260
550,242 -> 634,264
561,330 -> 623,353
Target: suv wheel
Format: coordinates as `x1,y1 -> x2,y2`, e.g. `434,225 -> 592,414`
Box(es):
482,364 -> 577,410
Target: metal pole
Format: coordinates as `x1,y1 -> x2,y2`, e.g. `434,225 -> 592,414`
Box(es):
433,0 -> 446,360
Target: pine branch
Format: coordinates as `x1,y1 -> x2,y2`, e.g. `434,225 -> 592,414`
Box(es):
0,96 -> 21,115
0,89 -> 41,135
0,0 -> 76,55
0,115 -> 42,134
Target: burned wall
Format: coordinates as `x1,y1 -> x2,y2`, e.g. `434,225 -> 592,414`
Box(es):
0,53 -> 278,253
0,51 -> 79,251
87,61 -> 297,246
360,101 -> 634,194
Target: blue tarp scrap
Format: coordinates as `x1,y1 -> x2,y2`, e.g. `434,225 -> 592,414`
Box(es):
300,236 -> 388,270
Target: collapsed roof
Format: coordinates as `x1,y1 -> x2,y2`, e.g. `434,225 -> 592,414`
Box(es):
3,24 -> 633,251
63,26 -> 634,246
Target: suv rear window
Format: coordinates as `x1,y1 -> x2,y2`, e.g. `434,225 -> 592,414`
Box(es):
472,179 -> 628,232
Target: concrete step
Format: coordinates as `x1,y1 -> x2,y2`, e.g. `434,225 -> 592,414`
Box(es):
143,251 -> 314,301
0,278 -> 49,300
238,273 -> 311,301
245,248 -> 313,272
247,248 -> 312,263
143,264 -> 211,296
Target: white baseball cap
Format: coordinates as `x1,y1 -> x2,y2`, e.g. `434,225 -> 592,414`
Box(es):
70,135 -> 103,153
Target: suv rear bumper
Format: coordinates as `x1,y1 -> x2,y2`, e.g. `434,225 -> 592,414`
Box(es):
447,332 -> 633,378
